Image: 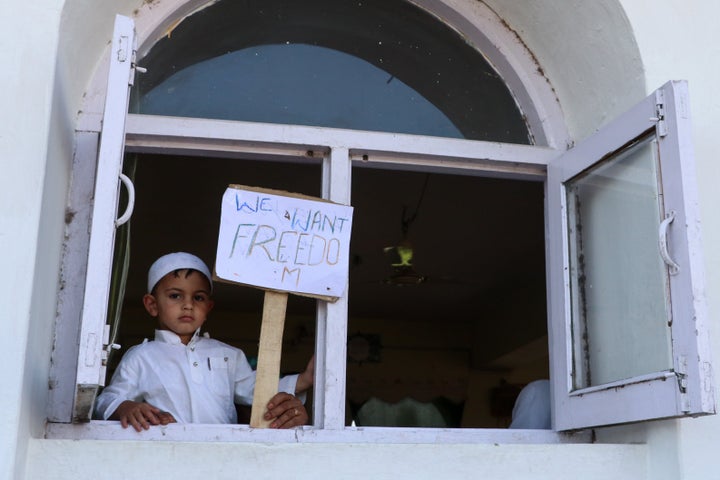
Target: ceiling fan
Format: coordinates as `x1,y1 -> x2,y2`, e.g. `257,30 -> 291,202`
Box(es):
381,176 -> 429,286
382,241 -> 427,286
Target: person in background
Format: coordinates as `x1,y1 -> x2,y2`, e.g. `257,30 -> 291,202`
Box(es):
508,379 -> 551,429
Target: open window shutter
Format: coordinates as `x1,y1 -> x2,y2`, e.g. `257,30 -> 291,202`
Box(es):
73,15 -> 137,422
547,80 -> 714,431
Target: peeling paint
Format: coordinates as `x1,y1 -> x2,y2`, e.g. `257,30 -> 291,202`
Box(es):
64,209 -> 76,225
493,15 -> 556,96
163,1 -> 220,38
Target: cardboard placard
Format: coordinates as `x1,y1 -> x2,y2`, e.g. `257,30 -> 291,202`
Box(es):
215,185 -> 353,300
214,185 -> 352,427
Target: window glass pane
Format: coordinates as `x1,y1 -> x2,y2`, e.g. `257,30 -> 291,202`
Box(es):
566,135 -> 673,389
348,168 -> 547,427
132,0 -> 530,143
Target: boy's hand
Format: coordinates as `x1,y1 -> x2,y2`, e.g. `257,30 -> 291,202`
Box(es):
111,400 -> 177,432
295,355 -> 315,394
264,392 -> 308,429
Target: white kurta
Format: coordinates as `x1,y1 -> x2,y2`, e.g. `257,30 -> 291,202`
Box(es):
94,329 -> 298,424
508,379 -> 551,429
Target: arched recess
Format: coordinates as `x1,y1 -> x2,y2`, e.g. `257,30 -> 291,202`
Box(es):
47,0 -> 711,439
79,0 -> 573,149
74,0 -> 647,148
480,0 -> 646,141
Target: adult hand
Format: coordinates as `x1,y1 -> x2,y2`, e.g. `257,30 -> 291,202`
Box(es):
264,392 -> 308,429
111,400 -> 176,432
295,355 -> 315,394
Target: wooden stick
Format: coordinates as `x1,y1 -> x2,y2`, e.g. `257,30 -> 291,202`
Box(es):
249,290 -> 288,428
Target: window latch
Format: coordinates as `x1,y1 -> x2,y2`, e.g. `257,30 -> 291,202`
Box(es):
115,173 -> 135,227
101,324 -> 121,367
128,34 -> 147,86
658,211 -> 680,275
676,355 -> 691,412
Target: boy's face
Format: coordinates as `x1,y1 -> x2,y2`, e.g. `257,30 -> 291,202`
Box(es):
143,269 -> 214,344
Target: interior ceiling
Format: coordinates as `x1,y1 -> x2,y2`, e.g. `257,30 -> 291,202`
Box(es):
123,153 -> 547,328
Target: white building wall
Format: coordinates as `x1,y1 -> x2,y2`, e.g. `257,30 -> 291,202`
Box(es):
26,440 -> 646,480
484,0 -> 647,141
1,1 -> 718,479
611,3 -> 720,479
489,2 -> 720,478
0,2 -> 63,480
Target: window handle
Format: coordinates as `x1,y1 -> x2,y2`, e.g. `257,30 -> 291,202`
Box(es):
659,211 -> 680,275
115,173 -> 135,227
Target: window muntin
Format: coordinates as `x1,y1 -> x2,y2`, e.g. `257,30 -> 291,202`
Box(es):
132,0 -> 531,144
566,134 -> 672,389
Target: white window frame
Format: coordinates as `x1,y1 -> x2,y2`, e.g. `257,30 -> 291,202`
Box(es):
49,15 -> 139,422
47,16 -> 712,442
547,80 -> 714,431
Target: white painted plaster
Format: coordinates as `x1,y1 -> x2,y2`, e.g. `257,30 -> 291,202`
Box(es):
55,0 -> 138,121
0,2 -> 63,480
483,0 -> 646,142
475,2 -> 720,477
26,439 -> 646,480
617,3 -> 720,479
4,1 -> 720,479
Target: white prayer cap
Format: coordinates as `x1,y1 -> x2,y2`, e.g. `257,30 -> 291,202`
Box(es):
147,252 -> 213,293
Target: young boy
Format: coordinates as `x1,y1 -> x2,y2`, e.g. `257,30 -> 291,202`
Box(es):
94,252 -> 314,431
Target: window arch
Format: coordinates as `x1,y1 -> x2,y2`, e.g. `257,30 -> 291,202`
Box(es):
132,0 -> 531,143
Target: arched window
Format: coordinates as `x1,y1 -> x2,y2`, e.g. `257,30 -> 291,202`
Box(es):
122,0 -> 544,431
132,0 -> 531,143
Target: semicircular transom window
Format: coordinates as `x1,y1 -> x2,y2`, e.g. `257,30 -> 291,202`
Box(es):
133,0 -> 531,144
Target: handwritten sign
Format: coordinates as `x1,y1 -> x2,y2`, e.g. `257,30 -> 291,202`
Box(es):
215,185 -> 354,299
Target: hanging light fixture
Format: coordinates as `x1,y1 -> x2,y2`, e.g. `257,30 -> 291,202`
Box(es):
383,241 -> 426,285
383,175 -> 429,286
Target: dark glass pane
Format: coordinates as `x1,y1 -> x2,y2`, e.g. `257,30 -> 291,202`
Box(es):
133,0 -> 530,143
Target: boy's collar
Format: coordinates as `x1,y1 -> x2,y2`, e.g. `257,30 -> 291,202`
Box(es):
154,328 -> 202,345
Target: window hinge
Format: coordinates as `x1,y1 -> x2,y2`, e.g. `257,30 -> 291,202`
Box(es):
117,35 -> 129,63
650,90 -> 668,137
101,324 -> 121,366
129,36 -> 147,87
117,32 -> 144,86
676,354 -> 691,412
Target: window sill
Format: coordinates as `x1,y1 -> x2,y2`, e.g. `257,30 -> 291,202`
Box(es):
45,421 -> 590,444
